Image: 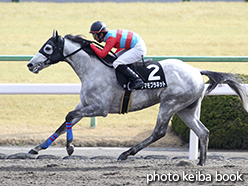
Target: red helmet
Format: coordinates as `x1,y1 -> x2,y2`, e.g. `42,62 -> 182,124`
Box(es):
89,21 -> 108,34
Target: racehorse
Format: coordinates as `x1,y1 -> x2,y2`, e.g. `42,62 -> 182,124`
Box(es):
27,30 -> 248,166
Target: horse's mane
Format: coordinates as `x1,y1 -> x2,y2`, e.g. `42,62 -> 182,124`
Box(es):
64,34 -> 96,57
64,34 -> 89,44
64,34 -> 116,67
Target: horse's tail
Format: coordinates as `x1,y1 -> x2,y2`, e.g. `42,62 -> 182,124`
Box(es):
200,70 -> 248,112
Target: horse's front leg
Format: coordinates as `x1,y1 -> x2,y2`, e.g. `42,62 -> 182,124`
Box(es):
28,117 -> 82,155
28,102 -> 84,155
65,121 -> 74,156
65,104 -> 108,155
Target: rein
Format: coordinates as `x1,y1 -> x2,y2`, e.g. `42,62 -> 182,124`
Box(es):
62,40 -> 117,68
62,41 -> 117,66
62,47 -> 83,60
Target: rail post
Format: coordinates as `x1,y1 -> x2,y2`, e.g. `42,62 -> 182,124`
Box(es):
90,117 -> 97,128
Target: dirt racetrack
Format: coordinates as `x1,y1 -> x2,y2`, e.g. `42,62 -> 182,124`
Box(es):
0,147 -> 248,185
0,157 -> 247,186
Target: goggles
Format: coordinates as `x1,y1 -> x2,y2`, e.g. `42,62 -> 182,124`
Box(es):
92,33 -> 98,40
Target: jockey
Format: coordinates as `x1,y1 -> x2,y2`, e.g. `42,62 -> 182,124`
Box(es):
89,21 -> 147,90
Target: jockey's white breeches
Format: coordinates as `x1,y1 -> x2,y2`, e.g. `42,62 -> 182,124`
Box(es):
113,38 -> 147,69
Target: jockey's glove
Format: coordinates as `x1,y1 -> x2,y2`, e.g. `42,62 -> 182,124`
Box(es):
84,41 -> 92,47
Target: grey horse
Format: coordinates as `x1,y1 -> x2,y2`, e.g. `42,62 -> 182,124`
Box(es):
27,30 -> 248,166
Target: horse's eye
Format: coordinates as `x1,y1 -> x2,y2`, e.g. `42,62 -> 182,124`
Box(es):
43,44 -> 53,55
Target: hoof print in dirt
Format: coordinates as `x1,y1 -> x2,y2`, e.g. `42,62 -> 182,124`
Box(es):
171,156 -> 189,160
176,160 -> 194,166
37,155 -> 62,160
90,156 -> 115,160
144,155 -> 170,160
7,153 -> 36,159
127,156 -> 143,160
207,155 -> 225,161
0,153 -> 8,159
227,157 -> 248,160
63,155 -> 89,160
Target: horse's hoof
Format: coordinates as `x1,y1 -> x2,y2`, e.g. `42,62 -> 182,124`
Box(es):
28,149 -> 38,155
117,153 -> 127,161
66,144 -> 74,156
197,161 -> 205,166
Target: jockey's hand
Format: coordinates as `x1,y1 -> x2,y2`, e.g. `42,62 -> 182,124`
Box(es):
84,40 -> 92,47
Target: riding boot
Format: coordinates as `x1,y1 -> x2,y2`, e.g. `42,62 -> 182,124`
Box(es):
116,65 -> 144,90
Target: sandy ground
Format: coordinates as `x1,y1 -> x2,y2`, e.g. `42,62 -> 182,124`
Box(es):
0,147 -> 248,185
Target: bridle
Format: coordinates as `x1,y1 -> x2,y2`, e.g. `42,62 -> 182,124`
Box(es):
38,35 -> 117,66
39,36 -> 84,66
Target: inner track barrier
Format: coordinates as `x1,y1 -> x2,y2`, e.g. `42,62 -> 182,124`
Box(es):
1,55 -> 248,159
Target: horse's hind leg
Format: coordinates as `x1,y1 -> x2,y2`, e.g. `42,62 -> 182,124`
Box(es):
177,99 -> 209,166
118,103 -> 172,160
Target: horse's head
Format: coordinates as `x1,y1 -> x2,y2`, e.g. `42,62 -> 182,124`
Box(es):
27,30 -> 64,74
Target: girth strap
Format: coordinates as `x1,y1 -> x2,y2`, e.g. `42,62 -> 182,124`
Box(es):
119,90 -> 132,114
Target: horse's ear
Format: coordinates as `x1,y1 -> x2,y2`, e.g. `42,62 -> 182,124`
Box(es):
52,29 -> 59,42
53,29 -> 56,37
55,31 -> 59,42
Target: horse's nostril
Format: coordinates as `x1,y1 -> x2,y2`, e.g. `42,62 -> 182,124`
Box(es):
27,63 -> 33,68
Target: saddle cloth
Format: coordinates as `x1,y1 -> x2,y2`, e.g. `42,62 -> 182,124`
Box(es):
116,60 -> 167,90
